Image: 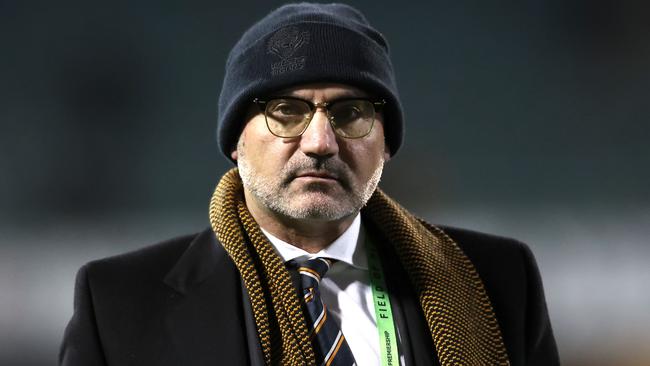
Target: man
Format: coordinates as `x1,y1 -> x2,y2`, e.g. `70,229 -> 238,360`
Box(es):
60,3 -> 559,366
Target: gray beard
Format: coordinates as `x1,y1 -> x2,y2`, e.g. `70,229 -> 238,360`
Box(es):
237,147 -> 384,221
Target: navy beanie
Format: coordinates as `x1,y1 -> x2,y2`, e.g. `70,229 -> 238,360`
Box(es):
217,2 -> 403,159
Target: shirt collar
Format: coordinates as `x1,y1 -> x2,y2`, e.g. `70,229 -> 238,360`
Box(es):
260,213 -> 368,270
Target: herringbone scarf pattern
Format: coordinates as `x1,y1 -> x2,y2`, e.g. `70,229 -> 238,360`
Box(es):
209,168 -> 509,365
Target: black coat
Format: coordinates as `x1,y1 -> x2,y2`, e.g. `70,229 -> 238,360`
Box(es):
59,225 -> 559,365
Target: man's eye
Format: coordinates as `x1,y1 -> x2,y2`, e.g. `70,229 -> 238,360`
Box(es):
272,103 -> 302,116
334,106 -> 361,123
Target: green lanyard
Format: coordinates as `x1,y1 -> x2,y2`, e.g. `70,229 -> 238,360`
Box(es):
365,235 -> 400,366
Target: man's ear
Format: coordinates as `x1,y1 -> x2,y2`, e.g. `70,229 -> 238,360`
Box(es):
383,143 -> 391,161
230,149 -> 238,161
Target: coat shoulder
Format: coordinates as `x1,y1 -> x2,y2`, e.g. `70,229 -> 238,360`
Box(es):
438,225 -> 529,255
79,232 -> 206,312
434,225 -> 535,273
83,232 -> 199,284
433,224 -> 533,296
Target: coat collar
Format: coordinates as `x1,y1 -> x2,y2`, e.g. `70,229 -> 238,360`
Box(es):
163,227 -> 225,294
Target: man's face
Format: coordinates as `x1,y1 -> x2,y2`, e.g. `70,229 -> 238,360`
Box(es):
232,83 -> 390,221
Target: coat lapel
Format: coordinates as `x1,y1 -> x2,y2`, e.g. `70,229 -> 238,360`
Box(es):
156,228 -> 260,365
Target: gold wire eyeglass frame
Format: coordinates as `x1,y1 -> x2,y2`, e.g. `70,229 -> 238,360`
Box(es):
253,96 -> 386,138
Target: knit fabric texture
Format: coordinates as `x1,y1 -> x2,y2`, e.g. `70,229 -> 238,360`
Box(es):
209,168 -> 510,365
217,3 -> 404,160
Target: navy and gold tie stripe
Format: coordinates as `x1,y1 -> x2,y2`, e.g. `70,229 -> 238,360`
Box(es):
290,258 -> 356,366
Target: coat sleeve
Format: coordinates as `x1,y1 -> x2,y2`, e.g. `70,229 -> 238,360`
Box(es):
520,243 -> 560,365
59,264 -> 108,366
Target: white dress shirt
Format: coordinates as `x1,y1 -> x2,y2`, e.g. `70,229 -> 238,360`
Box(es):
260,214 -> 405,366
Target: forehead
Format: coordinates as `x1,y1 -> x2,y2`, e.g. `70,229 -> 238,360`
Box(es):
272,82 -> 371,100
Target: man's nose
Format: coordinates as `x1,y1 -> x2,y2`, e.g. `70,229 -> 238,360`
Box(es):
299,110 -> 339,157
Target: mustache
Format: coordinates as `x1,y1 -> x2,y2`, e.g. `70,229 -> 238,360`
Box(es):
281,156 -> 352,190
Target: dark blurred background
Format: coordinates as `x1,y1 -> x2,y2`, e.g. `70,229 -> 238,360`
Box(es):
1,0 -> 649,365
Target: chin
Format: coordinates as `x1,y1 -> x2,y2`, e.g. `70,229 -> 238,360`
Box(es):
283,193 -> 358,221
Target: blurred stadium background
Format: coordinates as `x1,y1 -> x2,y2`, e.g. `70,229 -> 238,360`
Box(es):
1,1 -> 649,365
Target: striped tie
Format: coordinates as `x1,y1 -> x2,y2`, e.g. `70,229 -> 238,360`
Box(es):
290,257 -> 356,366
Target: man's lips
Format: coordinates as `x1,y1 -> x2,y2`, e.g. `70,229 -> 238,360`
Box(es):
293,171 -> 339,182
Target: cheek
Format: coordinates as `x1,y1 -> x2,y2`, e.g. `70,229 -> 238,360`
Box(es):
338,129 -> 386,175
240,120 -> 295,170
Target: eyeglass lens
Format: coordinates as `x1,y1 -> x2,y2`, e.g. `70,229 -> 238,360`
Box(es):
265,98 -> 375,138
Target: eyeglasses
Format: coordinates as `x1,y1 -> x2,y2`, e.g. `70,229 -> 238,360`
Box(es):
253,96 -> 386,138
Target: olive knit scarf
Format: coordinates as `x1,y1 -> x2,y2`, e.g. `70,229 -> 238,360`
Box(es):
209,168 -> 509,365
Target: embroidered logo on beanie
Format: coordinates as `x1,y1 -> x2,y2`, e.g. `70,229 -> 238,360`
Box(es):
267,26 -> 310,75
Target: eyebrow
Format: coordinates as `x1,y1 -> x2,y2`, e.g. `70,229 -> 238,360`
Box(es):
269,95 -> 371,103
274,89 -> 370,100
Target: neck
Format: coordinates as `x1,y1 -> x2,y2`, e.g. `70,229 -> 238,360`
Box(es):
243,189 -> 357,253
